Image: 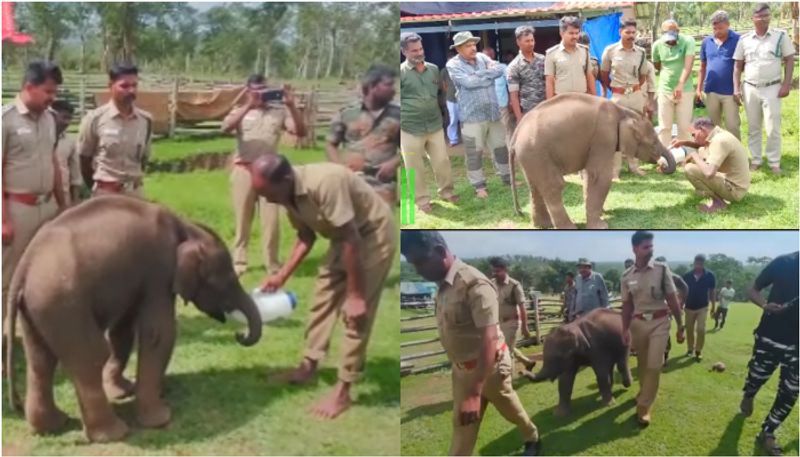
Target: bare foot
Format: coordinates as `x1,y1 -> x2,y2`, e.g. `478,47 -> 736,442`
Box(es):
631,168 -> 646,176
309,382 -> 352,420
278,358 -> 318,385
770,166 -> 782,175
418,203 -> 433,214
444,194 -> 460,204
475,188 -> 489,199
698,199 -> 728,213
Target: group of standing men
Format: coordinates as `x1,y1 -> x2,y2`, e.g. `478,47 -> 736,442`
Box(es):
2,59 -> 401,420
399,3 -> 795,215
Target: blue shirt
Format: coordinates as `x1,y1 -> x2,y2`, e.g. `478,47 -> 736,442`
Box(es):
682,269 -> 717,310
445,53 -> 504,123
700,30 -> 740,95
493,62 -> 509,108
575,271 -> 609,314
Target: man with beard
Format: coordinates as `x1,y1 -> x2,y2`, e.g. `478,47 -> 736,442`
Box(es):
78,63 -> 153,198
327,65 -> 401,204
621,231 -> 685,426
399,32 -> 458,214
401,231 -> 541,456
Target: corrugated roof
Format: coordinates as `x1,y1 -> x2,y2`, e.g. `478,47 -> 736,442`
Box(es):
401,1 -> 632,23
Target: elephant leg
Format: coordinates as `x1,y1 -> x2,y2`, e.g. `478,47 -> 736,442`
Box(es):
20,317 -> 69,435
530,162 -> 574,229
583,160 -> 612,229
618,353 -> 632,388
58,324 -> 129,443
555,365 -> 578,416
103,320 -> 136,400
592,358 -> 614,405
530,184 -> 553,229
134,296 -> 175,429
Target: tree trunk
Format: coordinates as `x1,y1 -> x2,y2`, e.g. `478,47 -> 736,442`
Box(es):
264,47 -> 271,78
80,38 -> 86,74
325,28 -> 336,78
314,35 -> 324,80
46,36 -> 56,62
254,48 -> 262,75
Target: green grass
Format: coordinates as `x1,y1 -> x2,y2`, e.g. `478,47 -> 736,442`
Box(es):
401,303 -> 800,456
403,87 -> 799,229
2,148 -> 400,455
150,135 -> 235,162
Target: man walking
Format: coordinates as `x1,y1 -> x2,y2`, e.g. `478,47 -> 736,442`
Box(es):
681,254 -> 716,361
715,279 -> 735,330
740,251 -> 798,456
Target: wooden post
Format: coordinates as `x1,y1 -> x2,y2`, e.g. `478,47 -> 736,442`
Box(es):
532,294 -> 542,345
169,77 -> 179,138
79,74 -> 86,117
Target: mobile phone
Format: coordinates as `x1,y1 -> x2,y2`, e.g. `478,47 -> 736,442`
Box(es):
261,89 -> 284,102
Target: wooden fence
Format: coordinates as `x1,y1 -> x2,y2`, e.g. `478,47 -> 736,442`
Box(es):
401,295 -> 623,377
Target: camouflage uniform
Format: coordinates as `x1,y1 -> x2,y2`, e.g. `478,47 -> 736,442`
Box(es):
506,51 -> 546,117
328,101 -> 401,194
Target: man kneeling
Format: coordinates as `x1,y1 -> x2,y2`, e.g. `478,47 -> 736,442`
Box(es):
671,118 -> 750,213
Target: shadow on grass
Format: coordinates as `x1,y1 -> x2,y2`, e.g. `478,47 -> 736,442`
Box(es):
480,396 -> 638,456
708,414 -> 745,455
401,399 -> 451,424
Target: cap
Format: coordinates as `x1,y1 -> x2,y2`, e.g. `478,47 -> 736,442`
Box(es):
576,258 -> 592,267
753,3 -> 770,15
661,30 -> 678,42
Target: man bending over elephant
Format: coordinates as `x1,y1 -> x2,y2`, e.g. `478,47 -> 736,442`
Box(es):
402,231 -> 541,456
670,117 -> 750,213
250,155 -> 396,419
621,231 -> 685,426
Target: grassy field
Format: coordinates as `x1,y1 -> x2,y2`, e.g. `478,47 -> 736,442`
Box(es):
402,83 -> 799,230
2,148 -> 401,455
401,303 -> 799,456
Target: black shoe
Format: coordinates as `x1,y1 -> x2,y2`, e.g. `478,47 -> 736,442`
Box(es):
740,395 -> 754,417
757,431 -> 784,456
695,352 -> 703,362
686,350 -> 693,357
522,439 -> 541,456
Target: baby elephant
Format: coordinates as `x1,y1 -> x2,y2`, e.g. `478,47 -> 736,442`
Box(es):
522,308 -> 631,416
5,196 -> 263,443
510,93 -> 676,229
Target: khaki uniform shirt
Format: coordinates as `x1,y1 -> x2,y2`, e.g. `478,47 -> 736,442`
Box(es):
77,101 -> 153,183
436,258 -> 505,364
600,42 -> 647,88
544,43 -> 591,95
733,28 -> 796,85
224,103 -> 288,163
2,96 -> 57,194
284,163 -> 394,243
54,133 -> 82,198
621,260 -> 678,314
700,126 -> 751,191
642,61 -> 657,94
492,275 -> 525,322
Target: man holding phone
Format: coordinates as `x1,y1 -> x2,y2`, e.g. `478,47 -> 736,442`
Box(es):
221,73 -> 306,277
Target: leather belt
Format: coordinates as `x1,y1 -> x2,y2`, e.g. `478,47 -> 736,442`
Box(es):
611,84 -> 641,95
95,180 -> 141,193
744,79 -> 781,88
454,343 -> 509,370
633,309 -> 669,321
502,316 -> 519,323
4,191 -> 52,206
234,160 -> 251,168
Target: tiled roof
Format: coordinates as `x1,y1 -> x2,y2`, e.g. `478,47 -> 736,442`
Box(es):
401,1 -> 632,23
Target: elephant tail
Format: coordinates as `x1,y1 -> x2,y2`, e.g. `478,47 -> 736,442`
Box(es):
509,129 -> 523,216
5,264 -> 25,411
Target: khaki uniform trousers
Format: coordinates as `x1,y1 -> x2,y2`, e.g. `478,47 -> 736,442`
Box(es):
630,316 -> 670,408
230,164 -> 281,275
684,307 -> 708,353
93,186 -> 144,199
400,128 -> 455,207
684,164 -> 746,202
2,199 -> 58,320
657,92 -> 694,147
450,349 -> 538,455
742,83 -> 782,167
303,222 -> 396,383
611,91 -> 646,175
499,107 -> 516,153
702,92 -> 741,140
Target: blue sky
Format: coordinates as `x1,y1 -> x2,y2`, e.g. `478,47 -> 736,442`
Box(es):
415,231 -> 800,262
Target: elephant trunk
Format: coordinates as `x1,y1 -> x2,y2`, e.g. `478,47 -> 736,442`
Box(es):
526,363 -> 559,383
658,142 -> 677,174
233,289 -> 262,346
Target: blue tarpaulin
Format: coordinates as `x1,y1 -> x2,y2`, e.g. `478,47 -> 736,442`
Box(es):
582,12 -> 622,98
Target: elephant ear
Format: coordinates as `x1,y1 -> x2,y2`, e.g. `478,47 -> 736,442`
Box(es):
174,240 -> 205,303
617,114 -> 642,158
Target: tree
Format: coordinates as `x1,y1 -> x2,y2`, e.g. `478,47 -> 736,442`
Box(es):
17,3 -> 71,61
604,269 -> 621,294
673,264 -> 690,277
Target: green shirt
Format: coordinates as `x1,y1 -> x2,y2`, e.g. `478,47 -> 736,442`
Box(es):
652,34 -> 695,93
400,60 -> 443,135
